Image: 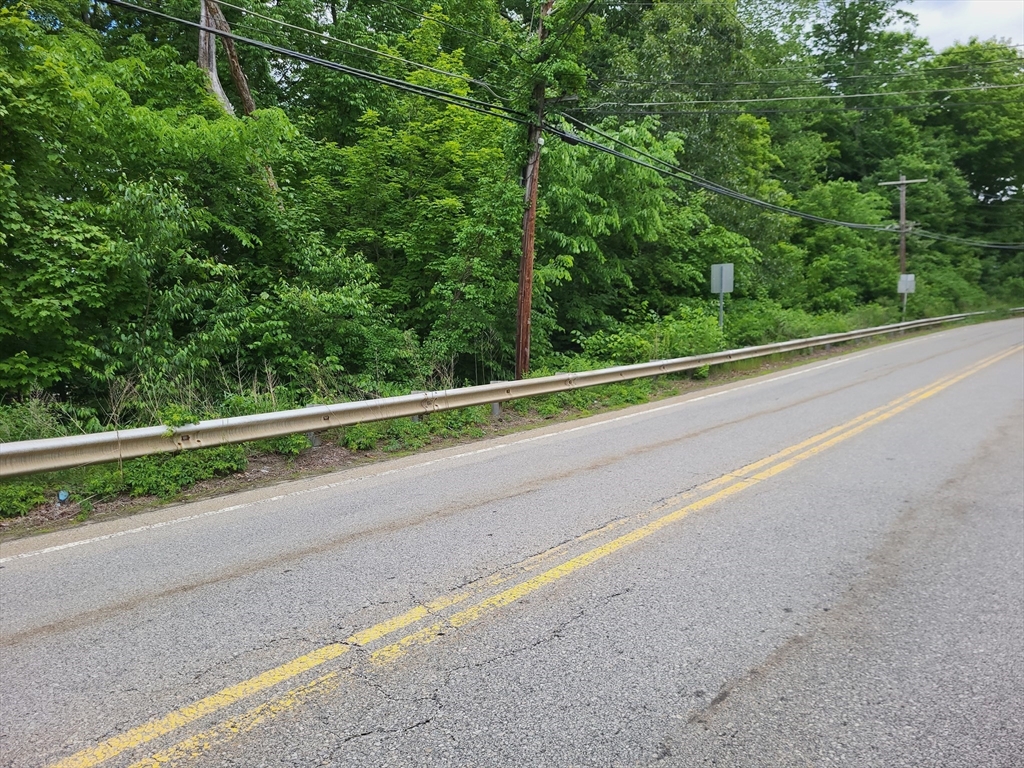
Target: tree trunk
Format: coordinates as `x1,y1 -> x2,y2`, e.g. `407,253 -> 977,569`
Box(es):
198,0 -> 234,115
206,0 -> 257,116
202,1 -> 279,192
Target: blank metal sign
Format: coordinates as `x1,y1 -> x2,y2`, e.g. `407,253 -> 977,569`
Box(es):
711,263 -> 734,294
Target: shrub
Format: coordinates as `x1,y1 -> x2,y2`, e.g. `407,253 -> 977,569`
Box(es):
576,306 -> 726,365
0,481 -> 47,518
845,303 -> 897,329
0,395 -> 102,443
83,446 -> 248,500
726,301 -> 850,348
257,433 -> 312,457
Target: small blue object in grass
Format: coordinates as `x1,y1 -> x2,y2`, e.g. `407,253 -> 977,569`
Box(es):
58,490 -> 70,503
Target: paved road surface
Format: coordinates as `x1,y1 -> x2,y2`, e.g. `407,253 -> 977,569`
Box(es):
1,319 -> 1022,768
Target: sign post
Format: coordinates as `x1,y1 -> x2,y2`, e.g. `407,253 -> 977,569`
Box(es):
897,273 -> 916,320
711,263 -> 734,329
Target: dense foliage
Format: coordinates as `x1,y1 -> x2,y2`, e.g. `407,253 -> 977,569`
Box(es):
2,0 -> 1022,431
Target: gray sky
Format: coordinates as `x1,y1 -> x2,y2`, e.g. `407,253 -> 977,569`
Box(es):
897,0 -> 1024,50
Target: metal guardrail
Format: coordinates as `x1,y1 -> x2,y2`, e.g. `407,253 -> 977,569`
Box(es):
0,310 -> 1014,478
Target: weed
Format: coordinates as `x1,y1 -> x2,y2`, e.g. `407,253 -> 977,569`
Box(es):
0,481 -> 47,518
256,433 -> 312,457
342,422 -> 383,451
83,446 -> 248,500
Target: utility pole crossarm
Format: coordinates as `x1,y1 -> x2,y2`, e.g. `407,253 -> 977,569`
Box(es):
877,178 -> 928,186
878,174 -> 929,274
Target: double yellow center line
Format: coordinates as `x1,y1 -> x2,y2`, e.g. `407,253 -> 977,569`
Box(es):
51,344 -> 1021,768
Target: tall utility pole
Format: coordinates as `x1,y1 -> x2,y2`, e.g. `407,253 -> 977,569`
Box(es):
878,174 -> 928,273
515,0 -> 554,381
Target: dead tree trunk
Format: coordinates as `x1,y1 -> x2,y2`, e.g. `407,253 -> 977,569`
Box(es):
199,1 -> 279,192
205,0 -> 257,116
198,0 -> 234,114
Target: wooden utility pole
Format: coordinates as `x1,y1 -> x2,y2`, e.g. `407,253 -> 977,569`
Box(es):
878,174 -> 928,273
515,0 -> 554,380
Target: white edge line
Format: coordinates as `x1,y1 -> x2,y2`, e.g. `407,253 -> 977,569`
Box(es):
0,332 -> 942,565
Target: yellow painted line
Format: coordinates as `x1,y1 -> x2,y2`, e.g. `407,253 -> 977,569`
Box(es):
692,361 -> 972,491
370,344 -> 1021,665
748,343 -> 1022,482
121,472 -> 760,767
49,643 -> 350,768
370,473 -> 760,665
629,360 -> 973,518
126,672 -> 341,768
48,344 -> 1019,768
48,503 -> 627,768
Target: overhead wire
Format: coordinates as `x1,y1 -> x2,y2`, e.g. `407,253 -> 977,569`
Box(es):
576,99 -> 1022,116
579,82 -> 1024,108
554,113 -> 897,230
909,229 -> 1024,249
211,0 -> 508,100
788,43 -> 1023,73
555,113 -> 1023,249
584,1 -> 1022,116
592,57 -> 1024,88
722,0 -> 1022,236
101,0 -> 1023,250
546,0 -> 599,56
588,0 -> 764,87
587,2 -> 1023,80
103,0 -> 530,123
369,0 -> 529,60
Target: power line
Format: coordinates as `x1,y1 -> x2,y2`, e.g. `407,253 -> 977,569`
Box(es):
581,0 -> 1019,107
94,1 -> 1024,252
592,57 -> 1024,89
368,0 -> 528,60
219,15 -> 475,83
576,99 -> 1022,116
579,82 -> 1024,108
776,44 -> 1023,76
910,229 -> 1024,250
547,0 -> 598,56
208,0 -> 509,101
554,113 -> 897,231
224,16 -> 503,81
103,0 -> 529,123
555,114 -> 1023,250
590,9 -> 1022,81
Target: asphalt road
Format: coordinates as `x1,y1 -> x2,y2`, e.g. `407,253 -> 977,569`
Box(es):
1,319 -> 1022,768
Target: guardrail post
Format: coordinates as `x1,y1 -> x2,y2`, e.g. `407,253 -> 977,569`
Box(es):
410,391 -> 425,422
303,404 -> 322,446
490,381 -> 507,418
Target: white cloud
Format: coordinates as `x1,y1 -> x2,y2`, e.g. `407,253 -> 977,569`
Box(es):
897,0 -> 1024,51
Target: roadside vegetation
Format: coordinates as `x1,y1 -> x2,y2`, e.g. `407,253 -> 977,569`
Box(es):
2,0 -> 1021,519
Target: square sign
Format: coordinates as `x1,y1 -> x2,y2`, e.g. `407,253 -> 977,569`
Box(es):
897,273 -> 916,294
711,263 -> 734,294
